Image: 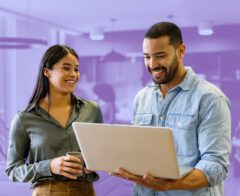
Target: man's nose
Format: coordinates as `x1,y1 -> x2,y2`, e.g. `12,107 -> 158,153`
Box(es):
149,58 -> 159,69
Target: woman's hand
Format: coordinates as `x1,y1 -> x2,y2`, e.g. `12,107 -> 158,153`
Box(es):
84,167 -> 94,174
50,155 -> 84,179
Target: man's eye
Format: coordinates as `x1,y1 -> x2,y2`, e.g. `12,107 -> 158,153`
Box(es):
144,56 -> 150,59
74,68 -> 79,72
157,55 -> 166,58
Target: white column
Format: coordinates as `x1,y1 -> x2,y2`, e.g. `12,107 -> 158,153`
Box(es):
49,28 -> 59,45
49,28 -> 67,45
1,16 -> 17,126
0,17 -> 4,120
58,30 -> 67,44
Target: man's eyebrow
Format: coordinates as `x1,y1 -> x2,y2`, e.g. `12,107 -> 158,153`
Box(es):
143,52 -> 166,56
155,52 -> 167,55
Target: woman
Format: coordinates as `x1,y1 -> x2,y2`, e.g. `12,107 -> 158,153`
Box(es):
6,45 -> 103,195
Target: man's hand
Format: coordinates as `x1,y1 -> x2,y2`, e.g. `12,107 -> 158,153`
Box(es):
111,168 -> 175,191
111,168 -> 208,191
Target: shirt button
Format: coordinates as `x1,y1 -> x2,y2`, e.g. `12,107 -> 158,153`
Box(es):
160,115 -> 164,120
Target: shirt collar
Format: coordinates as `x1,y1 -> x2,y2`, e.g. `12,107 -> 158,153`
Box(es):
72,94 -> 84,109
177,66 -> 196,91
151,66 -> 197,92
25,93 -> 84,112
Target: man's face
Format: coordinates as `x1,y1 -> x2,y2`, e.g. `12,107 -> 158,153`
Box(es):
143,36 -> 179,85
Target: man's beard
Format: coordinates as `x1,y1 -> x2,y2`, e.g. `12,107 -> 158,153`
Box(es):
148,55 -> 179,85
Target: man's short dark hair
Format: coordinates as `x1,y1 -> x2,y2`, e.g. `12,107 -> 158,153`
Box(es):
144,22 -> 183,48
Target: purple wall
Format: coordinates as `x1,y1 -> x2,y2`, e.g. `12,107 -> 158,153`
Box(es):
0,10 -> 240,196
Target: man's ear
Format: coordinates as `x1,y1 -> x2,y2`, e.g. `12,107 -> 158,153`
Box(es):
178,44 -> 186,59
43,68 -> 51,78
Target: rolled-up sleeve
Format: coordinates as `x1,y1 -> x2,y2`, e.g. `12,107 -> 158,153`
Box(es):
195,96 -> 231,186
6,113 -> 52,183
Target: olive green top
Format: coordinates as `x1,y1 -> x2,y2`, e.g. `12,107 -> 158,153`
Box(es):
6,95 -> 103,187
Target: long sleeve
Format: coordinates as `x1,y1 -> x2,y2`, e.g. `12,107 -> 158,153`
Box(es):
195,96 -> 231,186
6,113 -> 52,183
96,105 -> 104,123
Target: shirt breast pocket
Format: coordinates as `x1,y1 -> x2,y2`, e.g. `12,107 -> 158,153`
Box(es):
133,113 -> 153,126
166,113 -> 197,157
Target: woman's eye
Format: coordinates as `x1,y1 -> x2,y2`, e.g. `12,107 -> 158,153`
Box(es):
63,67 -> 70,70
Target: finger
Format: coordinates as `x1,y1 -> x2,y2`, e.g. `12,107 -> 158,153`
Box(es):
64,155 -> 81,163
117,168 -> 135,178
85,168 -> 94,172
143,172 -> 156,182
110,172 -> 126,179
143,173 -> 167,188
61,171 -> 78,180
117,168 -> 142,182
116,168 -> 132,177
61,166 -> 83,176
116,168 -> 129,179
117,167 -> 128,173
63,161 -> 83,169
84,168 -> 93,174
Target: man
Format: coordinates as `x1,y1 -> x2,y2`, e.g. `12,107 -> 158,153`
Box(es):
114,22 -> 231,195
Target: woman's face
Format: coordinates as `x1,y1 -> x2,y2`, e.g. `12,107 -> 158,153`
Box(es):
44,53 -> 80,95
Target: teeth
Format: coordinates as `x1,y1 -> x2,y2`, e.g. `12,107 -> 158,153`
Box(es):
66,81 -> 76,84
151,67 -> 165,71
153,69 -> 164,73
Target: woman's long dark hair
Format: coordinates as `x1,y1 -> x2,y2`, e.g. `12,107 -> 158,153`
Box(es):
28,45 -> 79,106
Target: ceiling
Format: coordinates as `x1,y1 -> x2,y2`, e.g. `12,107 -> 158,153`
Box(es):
0,0 -> 240,34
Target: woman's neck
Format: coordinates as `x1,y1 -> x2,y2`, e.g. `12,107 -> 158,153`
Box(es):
41,92 -> 71,108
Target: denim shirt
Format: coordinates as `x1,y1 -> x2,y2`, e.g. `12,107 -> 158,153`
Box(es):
132,67 -> 231,196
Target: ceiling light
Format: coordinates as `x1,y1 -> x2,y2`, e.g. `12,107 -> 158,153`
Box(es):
89,28 -> 104,41
0,37 -> 48,49
198,23 -> 213,36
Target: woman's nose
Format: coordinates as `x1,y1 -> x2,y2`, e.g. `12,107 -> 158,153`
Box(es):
70,69 -> 77,76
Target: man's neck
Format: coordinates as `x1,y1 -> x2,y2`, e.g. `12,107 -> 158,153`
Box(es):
160,66 -> 186,96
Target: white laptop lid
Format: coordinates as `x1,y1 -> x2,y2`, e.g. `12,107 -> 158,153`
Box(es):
72,122 -> 192,179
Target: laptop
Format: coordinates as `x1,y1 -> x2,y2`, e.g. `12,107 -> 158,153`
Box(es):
72,122 -> 193,179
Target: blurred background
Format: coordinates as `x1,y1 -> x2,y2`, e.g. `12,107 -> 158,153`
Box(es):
0,0 -> 240,195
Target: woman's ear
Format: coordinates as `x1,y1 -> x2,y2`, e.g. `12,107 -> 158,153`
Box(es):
43,68 -> 50,78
